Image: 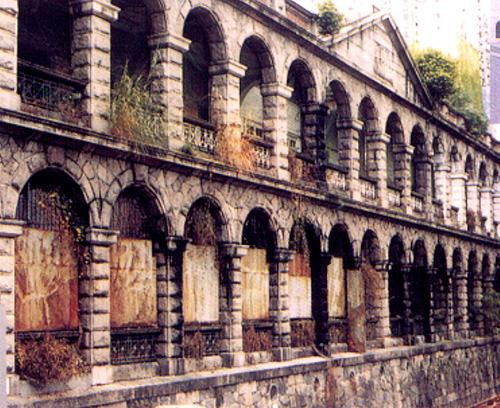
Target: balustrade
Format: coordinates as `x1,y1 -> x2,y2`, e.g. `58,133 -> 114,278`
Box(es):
411,193 -> 425,213
325,166 -> 348,192
388,186 -> 402,208
182,118 -> 217,154
360,177 -> 377,201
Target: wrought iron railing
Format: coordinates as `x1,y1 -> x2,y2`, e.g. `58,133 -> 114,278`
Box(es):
17,60 -> 85,112
360,177 -> 377,201
242,320 -> 273,352
111,327 -> 160,365
182,118 -> 217,154
183,323 -> 222,358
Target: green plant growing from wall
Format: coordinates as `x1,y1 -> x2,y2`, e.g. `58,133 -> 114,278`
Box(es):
316,0 -> 344,36
414,49 -> 457,102
110,60 -> 165,148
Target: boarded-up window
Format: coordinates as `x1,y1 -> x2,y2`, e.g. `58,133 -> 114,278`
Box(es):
289,252 -> 312,318
241,248 -> 269,321
328,256 -> 346,318
15,228 -> 79,332
183,244 -> 219,323
110,238 -> 157,328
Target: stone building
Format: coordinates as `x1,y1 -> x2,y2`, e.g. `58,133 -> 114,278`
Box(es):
0,0 -> 499,407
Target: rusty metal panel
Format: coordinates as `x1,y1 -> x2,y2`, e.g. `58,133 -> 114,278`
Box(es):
241,248 -> 269,320
183,244 -> 219,323
328,257 -> 346,318
289,252 -> 312,318
15,228 -> 79,332
347,268 -> 366,352
110,238 -> 157,328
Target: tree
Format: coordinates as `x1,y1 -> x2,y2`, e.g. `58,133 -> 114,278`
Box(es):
316,0 -> 344,36
415,50 -> 457,102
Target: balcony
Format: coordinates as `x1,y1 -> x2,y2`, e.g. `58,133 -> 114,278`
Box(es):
242,117 -> 273,170
182,117 -> 217,155
17,60 -> 86,124
360,176 -> 377,201
387,185 -> 402,208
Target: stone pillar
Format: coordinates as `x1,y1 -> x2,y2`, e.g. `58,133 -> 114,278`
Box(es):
302,103 -> 328,183
0,1 -> 20,110
347,257 -> 366,352
482,271 -> 495,336
480,187 -> 493,234
219,243 -> 247,368
450,173 -> 468,228
261,83 -> 292,180
393,144 -> 414,211
427,267 -> 438,342
0,220 -> 23,383
401,264 -> 413,344
70,0 -> 119,133
209,59 -> 246,130
434,162 -> 451,220
471,271 -> 484,337
453,266 -> 469,339
314,252 -> 331,350
337,119 -> 363,200
367,133 -> 390,207
82,227 -> 117,386
156,236 -> 186,376
466,182 -> 480,230
420,158 -> 434,215
374,261 -> 391,345
148,33 -> 191,152
270,248 -> 293,362
494,185 -> 500,237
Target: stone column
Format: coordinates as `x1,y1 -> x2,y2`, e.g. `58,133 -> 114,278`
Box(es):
480,187 -> 493,234
347,257 -> 366,352
434,162 -> 451,220
219,243 -> 247,368
367,133 -> 390,207
148,33 -> 191,152
302,103 -> 328,184
337,119 -> 363,200
0,220 -> 23,382
466,181 -> 480,231
471,271 -> 484,337
374,261 -> 391,346
261,83 -> 293,181
450,173 -> 468,228
70,0 -> 119,133
156,236 -> 186,376
482,271 -> 495,336
401,264 -> 413,344
494,185 -> 500,237
393,144 -> 414,211
82,227 -> 117,386
270,248 -> 293,361
420,158 -> 434,215
314,252 -> 331,350
0,1 -> 20,110
453,266 -> 469,339
427,267 -> 438,342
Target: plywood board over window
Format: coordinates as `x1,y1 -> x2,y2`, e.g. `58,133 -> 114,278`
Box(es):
183,244 -> 219,323
241,248 -> 269,321
15,228 -> 79,332
110,238 -> 157,328
328,257 -> 346,318
289,252 -> 312,318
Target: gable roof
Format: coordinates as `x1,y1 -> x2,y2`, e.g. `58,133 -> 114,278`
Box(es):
329,11 -> 434,109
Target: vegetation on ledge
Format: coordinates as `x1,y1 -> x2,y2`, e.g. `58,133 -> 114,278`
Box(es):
316,0 -> 344,36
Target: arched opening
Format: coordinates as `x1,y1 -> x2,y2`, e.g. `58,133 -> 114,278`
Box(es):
409,239 -> 431,341
496,21 -> 500,39
182,8 -> 226,130
479,162 -> 488,187
328,224 -> 354,345
288,220 -> 321,348
241,208 -> 277,354
360,230 -> 382,342
324,81 -> 351,165
17,0 -> 85,116
410,125 -> 428,195
357,97 -> 378,178
183,197 -> 224,360
388,235 -> 405,337
109,186 -> 167,364
15,169 -> 89,369
465,154 -> 475,181
467,251 -> 478,334
452,248 -> 464,331
432,244 -> 449,340
385,113 -> 404,189
239,37 -> 275,140
286,60 -> 316,154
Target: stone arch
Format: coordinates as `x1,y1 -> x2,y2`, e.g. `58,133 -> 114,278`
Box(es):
358,96 -> 379,178
14,168 -> 90,356
184,196 -> 228,243
242,207 -> 277,258
288,219 -> 322,348
239,35 -> 277,140
385,112 -> 405,188
465,154 -> 475,180
360,229 -> 382,342
410,124 -> 429,195
108,184 -> 168,364
479,161 -> 488,187
324,80 -> 351,165
409,238 -> 431,341
449,145 -> 461,173
388,234 -> 405,337
432,243 -> 449,340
